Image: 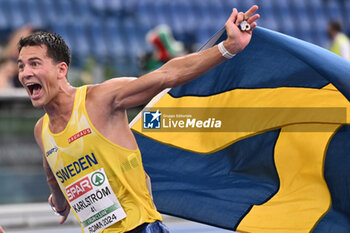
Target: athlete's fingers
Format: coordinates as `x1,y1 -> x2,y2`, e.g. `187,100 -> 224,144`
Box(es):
59,206 -> 70,224
227,8 -> 238,26
247,14 -> 260,24
235,12 -> 245,26
244,5 -> 259,19
59,214 -> 68,224
0,226 -> 6,233
250,22 -> 257,31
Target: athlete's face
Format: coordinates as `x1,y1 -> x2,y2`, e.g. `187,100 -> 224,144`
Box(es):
17,45 -> 61,107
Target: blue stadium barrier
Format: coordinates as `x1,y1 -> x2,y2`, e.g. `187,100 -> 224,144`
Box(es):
66,22 -> 90,59
0,2 -> 10,29
258,0 -> 278,31
37,0 -> 58,26
105,19 -> 127,58
325,0 -> 343,22
273,0 -> 296,37
344,1 -> 350,34
306,0 -> 328,47
22,0 -> 44,28
0,0 -> 348,76
7,0 -> 26,28
71,0 -> 94,24
55,0 -> 75,23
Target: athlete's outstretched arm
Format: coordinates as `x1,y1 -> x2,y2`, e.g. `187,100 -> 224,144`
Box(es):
34,118 -> 70,224
108,5 -> 259,110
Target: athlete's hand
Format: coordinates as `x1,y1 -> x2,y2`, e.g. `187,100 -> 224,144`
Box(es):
223,5 -> 260,55
48,194 -> 71,224
0,226 -> 6,233
58,205 -> 71,224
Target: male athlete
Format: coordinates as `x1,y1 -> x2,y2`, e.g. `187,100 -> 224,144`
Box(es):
17,6 -> 259,233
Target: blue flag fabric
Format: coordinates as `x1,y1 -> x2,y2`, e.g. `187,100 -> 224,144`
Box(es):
131,27 -> 350,232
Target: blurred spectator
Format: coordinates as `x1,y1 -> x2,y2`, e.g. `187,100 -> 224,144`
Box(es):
146,24 -> 185,62
0,57 -> 17,89
140,25 -> 186,74
327,21 -> 350,60
0,25 -> 33,90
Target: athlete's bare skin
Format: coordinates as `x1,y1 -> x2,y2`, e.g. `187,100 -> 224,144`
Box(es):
17,6 -> 259,225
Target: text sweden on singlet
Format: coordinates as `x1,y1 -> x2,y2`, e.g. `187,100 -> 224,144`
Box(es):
56,153 -> 98,184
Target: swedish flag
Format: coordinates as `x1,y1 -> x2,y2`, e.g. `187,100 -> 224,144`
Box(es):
131,27 -> 350,232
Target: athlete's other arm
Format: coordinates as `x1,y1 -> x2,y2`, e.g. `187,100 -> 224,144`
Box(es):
34,118 -> 70,224
94,6 -> 259,110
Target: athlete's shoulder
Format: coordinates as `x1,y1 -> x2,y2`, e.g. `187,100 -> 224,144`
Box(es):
34,116 -> 44,134
34,116 -> 45,151
88,77 -> 137,92
86,77 -> 138,104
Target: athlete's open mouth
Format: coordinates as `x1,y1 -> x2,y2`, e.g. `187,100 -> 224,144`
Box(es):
26,82 -> 42,97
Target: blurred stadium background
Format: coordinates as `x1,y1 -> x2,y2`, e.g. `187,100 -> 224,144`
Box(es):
0,0 -> 349,232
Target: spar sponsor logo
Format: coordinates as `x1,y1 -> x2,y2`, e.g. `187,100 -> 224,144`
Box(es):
66,170 -> 114,214
68,128 -> 92,143
66,171 -> 108,202
91,172 -> 105,186
66,177 -> 93,202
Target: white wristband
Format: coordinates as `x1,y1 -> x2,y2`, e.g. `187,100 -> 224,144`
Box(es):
218,41 -> 236,59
